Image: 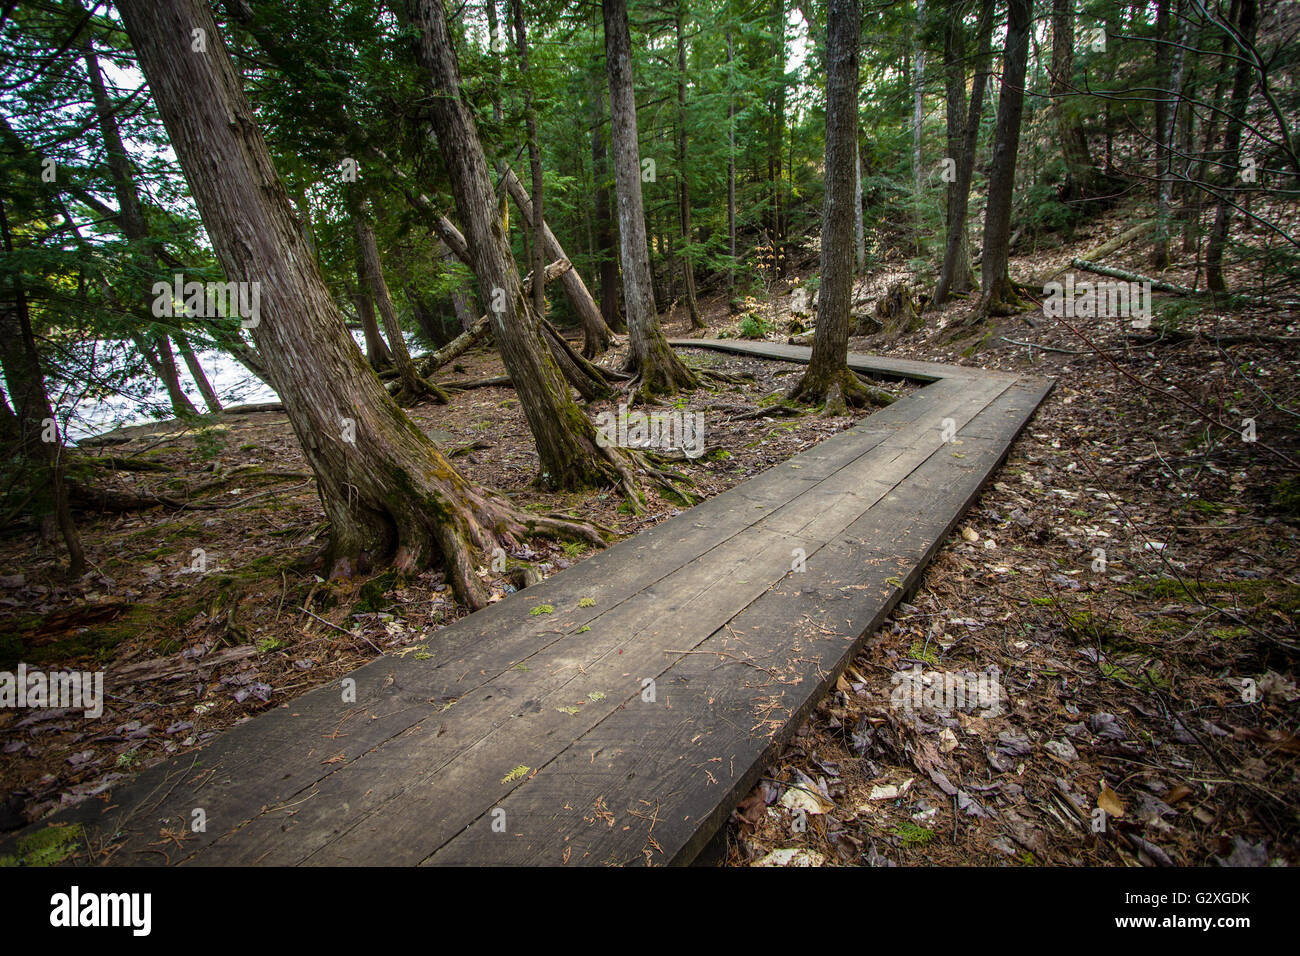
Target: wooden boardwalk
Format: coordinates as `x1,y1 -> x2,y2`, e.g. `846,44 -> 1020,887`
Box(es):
7,342 -> 1051,866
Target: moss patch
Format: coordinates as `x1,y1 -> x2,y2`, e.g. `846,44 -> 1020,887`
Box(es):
0,824 -> 83,867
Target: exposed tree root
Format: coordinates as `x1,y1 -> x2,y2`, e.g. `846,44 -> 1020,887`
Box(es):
388,374 -> 451,407
788,366 -> 891,409
624,337 -> 700,404
335,475 -> 609,611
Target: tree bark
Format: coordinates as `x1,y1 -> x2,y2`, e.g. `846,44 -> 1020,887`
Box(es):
790,0 -> 882,407
602,0 -> 698,396
175,330 -> 223,413
589,68 -> 625,332
0,198 -> 84,576
441,241 -> 479,332
510,0 -> 546,319
352,254 -> 394,372
1152,4 -> 1189,270
1050,0 -> 1099,202
854,136 -> 866,274
1206,0 -> 1258,293
727,29 -> 738,294
502,168 -> 612,356
414,257 -> 570,377
154,332 -> 199,417
675,1 -> 704,330
933,0 -> 993,306
85,39 -> 199,419
938,7 -> 970,292
911,0 -> 926,254
974,0 -> 1031,317
769,0 -> 787,255
117,0 -> 602,610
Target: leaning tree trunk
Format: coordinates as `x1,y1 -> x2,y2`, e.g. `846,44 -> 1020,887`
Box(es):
393,168 -> 611,398
406,0 -> 649,499
175,330 -> 223,413
790,0 -> 884,408
352,195 -> 447,405
0,199 -> 84,577
502,169 -> 612,356
117,0 -> 603,610
153,332 -> 199,417
602,0 -> 698,396
352,261 -> 394,372
86,38 -> 203,419
974,0 -> 1031,318
933,0 -> 993,306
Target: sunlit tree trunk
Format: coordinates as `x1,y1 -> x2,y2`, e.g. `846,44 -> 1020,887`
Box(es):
602,0 -> 698,396
790,0 -> 885,408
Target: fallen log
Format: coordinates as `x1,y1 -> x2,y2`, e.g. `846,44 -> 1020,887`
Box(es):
441,375 -> 512,390
1036,222 -> 1155,286
221,401 -> 284,415
113,644 -> 258,683
80,455 -> 175,473
1069,259 -> 1195,295
1079,221 -> 1155,263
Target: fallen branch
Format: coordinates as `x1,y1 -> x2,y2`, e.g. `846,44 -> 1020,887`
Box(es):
1128,330 -> 1300,347
413,258 -> 573,378
113,644 -> 258,683
80,455 -> 175,473
447,440 -> 491,458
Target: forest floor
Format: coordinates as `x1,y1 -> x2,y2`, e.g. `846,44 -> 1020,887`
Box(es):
715,208 -> 1300,868
2,206 -> 1297,866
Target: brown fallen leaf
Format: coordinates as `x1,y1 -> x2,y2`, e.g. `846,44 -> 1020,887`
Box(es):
733,788 -> 766,827
1165,783 -> 1194,805
1098,782 -> 1126,818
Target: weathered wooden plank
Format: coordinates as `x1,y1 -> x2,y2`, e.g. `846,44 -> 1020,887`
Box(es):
190,377 -> 1013,864
670,338 -> 999,384
0,339 -> 1050,869
422,381 -> 1047,865
29,388 -> 915,863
